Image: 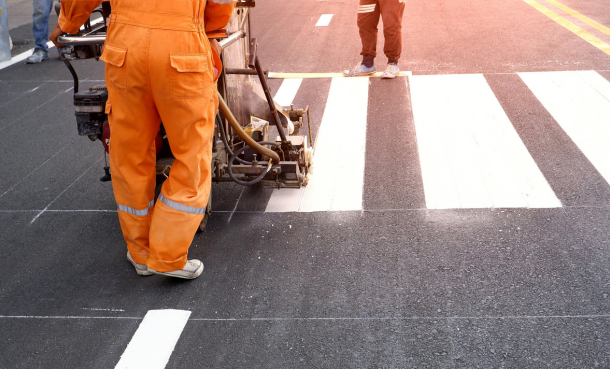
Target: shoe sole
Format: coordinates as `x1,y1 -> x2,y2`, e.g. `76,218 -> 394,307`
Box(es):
343,71 -> 376,77
127,252 -> 153,276
381,73 -> 397,79
26,58 -> 49,64
148,263 -> 204,279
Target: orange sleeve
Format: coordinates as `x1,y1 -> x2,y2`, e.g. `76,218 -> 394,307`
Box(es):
58,0 -> 104,34
204,0 -> 236,33
205,0 -> 236,79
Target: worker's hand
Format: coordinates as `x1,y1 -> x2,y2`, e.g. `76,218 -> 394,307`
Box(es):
49,23 -> 66,48
210,39 -> 222,57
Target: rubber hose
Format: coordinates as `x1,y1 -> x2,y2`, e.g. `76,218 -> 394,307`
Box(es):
217,92 -> 281,164
216,112 -> 250,165
227,141 -> 280,186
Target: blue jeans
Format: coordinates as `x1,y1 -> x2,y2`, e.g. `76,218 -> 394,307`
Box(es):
32,0 -> 54,51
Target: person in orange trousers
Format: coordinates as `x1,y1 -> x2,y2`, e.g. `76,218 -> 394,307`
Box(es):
50,0 -> 236,279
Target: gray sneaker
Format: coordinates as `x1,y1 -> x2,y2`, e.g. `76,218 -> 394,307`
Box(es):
127,252 -> 153,276
381,63 -> 400,79
343,63 -> 376,77
26,48 -> 49,64
148,259 -> 204,279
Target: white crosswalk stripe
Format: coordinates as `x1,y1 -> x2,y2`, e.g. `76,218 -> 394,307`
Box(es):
267,77 -> 370,212
519,70 -> 610,187
264,71 -> 610,212
410,74 -> 561,209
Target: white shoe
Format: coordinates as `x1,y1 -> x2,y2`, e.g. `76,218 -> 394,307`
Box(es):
342,63 -> 376,77
127,252 -> 153,276
26,48 -> 49,64
381,63 -> 400,79
148,259 -> 204,279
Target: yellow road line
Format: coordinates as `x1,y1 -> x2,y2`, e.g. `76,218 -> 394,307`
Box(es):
545,0 -> 610,38
268,71 -> 413,79
522,0 -> 610,57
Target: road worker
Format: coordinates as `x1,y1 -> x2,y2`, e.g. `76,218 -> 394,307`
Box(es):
343,0 -> 406,79
50,0 -> 236,279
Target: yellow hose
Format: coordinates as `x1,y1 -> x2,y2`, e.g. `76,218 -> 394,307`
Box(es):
217,92 -> 281,164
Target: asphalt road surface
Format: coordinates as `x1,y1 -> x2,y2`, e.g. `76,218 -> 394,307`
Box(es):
1,0 -> 610,367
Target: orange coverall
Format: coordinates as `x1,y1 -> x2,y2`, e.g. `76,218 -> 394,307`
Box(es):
59,0 -> 235,272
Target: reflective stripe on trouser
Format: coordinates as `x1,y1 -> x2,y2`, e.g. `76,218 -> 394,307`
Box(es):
357,0 -> 405,60
103,10 -> 217,272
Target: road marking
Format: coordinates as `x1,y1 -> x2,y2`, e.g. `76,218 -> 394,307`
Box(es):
315,14 -> 334,27
522,0 -> 610,57
273,78 -> 303,107
519,70 -> 610,187
115,309 -> 191,369
269,71 -> 412,79
409,74 -> 561,209
544,0 -> 610,38
267,77 -> 369,212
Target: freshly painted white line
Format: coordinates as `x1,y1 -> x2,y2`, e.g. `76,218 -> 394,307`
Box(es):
267,77 -> 369,212
409,74 -> 561,209
273,78 -> 303,107
265,188 -> 305,212
519,70 -> 610,186
315,14 -> 334,27
265,79 -> 306,212
0,17 -> 104,71
303,77 -> 369,212
115,310 -> 191,369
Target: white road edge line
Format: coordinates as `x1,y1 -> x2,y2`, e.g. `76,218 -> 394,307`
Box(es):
315,14 -> 334,27
115,309 -> 191,369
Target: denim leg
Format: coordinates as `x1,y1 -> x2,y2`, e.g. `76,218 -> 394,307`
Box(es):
32,0 -> 53,51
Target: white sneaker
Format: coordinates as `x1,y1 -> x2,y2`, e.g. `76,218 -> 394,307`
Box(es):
381,63 -> 400,79
342,63 -> 376,77
26,48 -> 49,64
127,252 -> 153,276
148,259 -> 204,279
